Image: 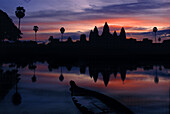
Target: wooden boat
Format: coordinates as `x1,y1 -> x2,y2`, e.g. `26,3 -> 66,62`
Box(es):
70,80 -> 133,114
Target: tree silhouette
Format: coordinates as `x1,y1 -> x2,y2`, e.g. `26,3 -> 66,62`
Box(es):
48,36 -> 54,42
153,27 -> 158,43
33,26 -> 39,41
0,10 -> 21,41
60,27 -> 65,42
158,37 -> 161,43
15,6 -> 25,31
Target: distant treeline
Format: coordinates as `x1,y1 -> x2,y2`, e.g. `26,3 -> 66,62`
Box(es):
0,10 -> 170,58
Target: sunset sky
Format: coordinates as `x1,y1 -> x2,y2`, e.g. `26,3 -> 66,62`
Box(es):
1,0 -> 170,41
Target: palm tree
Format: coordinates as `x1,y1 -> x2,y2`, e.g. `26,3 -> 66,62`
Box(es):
153,27 -> 158,43
60,27 -> 65,42
15,6 -> 25,30
33,26 -> 39,41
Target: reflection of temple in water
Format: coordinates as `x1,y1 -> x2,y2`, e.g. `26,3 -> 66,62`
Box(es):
88,65 -> 127,86
0,57 -> 169,87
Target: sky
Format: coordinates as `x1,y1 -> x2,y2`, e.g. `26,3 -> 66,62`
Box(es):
0,0 -> 170,41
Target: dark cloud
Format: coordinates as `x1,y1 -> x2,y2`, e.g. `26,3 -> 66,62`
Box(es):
26,10 -> 80,18
128,27 -> 149,30
21,1 -> 170,24
10,0 -> 169,42
84,2 -> 170,16
96,25 -> 149,34
22,26 -> 59,32
127,29 -> 170,41
23,0 -> 31,3
130,29 -> 170,36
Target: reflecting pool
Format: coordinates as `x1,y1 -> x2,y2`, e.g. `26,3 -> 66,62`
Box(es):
0,61 -> 169,113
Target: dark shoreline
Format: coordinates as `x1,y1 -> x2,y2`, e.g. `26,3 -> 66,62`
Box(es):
0,40 -> 170,60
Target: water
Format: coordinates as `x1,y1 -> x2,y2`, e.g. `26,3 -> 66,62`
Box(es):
0,62 -> 169,114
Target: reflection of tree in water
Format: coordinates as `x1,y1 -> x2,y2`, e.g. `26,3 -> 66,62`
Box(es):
154,65 -> 159,84
1,58 -> 168,87
159,66 -> 162,71
59,67 -> 64,82
28,64 -> 37,83
0,70 -> 21,103
32,69 -> 37,83
87,63 -> 164,86
47,61 -> 65,82
12,74 -> 21,105
48,62 -> 59,72
46,61 -> 167,86
66,65 -> 72,71
0,69 -> 21,105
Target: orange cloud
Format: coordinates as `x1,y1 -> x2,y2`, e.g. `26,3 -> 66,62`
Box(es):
22,17 -> 170,33
19,17 -> 170,41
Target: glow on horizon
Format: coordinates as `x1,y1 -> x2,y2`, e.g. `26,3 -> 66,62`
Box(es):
1,0 -> 169,41
20,17 -> 170,40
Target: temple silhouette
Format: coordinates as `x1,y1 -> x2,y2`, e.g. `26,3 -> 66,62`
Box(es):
89,22 -> 126,44
0,9 -> 170,61
0,7 -> 169,114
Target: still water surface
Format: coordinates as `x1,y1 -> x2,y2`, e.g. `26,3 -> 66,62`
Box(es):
0,62 -> 169,114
